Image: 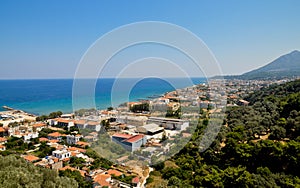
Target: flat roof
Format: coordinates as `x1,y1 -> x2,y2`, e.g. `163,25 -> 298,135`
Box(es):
148,116 -> 188,123
139,123 -> 164,133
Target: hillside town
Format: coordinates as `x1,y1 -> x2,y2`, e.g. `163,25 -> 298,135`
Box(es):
0,77 -> 298,188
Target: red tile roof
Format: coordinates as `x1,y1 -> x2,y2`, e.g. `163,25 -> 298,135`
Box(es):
0,137 -> 7,142
87,121 -> 100,126
39,137 -> 49,142
71,151 -> 78,157
53,158 -> 59,163
56,118 -> 73,124
112,133 -> 132,139
48,132 -> 62,137
68,147 -> 86,153
74,120 -> 86,125
132,176 -> 139,184
23,155 -> 39,162
93,174 -> 111,187
0,127 -> 5,132
76,141 -> 90,147
48,139 -> 59,143
107,169 -> 123,177
33,123 -> 46,128
124,134 -> 144,143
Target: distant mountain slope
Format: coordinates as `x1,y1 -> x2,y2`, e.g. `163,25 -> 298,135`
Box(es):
242,50 -> 300,79
214,50 -> 300,80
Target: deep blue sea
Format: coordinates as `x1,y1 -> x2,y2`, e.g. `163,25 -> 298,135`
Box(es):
0,78 -> 205,115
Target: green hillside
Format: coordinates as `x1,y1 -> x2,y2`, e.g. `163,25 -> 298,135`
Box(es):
147,80 -> 300,187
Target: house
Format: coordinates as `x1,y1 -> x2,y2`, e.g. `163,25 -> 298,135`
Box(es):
237,99 -> 250,106
76,141 -> 90,148
66,134 -> 82,145
93,173 -> 112,188
112,133 -> 147,152
74,120 -> 101,132
117,115 -> 148,126
136,123 -> 164,135
34,157 -> 63,170
84,132 -> 98,142
23,132 -> 39,142
32,123 -> 46,132
132,176 -> 140,188
39,137 -> 49,142
0,144 -> 6,151
0,137 -> 7,145
52,149 -> 71,160
50,118 -> 74,129
84,135 -> 95,142
48,132 -> 63,141
147,117 -> 189,131
68,146 -> 86,153
0,127 -> 8,137
23,155 -> 40,163
86,121 -> 101,132
74,120 -> 86,129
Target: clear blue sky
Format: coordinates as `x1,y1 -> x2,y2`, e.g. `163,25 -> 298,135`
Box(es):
1,0 -> 300,79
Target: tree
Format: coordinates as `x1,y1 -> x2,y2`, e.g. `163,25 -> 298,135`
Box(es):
269,125 -> 286,140
130,103 -> 149,113
59,169 -> 92,188
161,131 -> 167,142
49,111 -> 63,119
168,176 -> 181,186
69,157 -> 85,168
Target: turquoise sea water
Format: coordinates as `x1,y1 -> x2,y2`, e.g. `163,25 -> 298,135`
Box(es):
0,78 -> 205,115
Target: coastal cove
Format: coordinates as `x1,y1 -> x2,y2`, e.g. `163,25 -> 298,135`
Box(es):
0,77 -> 206,115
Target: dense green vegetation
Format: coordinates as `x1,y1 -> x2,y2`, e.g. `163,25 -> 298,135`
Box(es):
59,169 -> 92,188
0,155 -> 78,188
36,111 -> 63,121
85,148 -> 113,170
130,103 -> 149,113
149,79 -> 300,187
165,107 -> 182,119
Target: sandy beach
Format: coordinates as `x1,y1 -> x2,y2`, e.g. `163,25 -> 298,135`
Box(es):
0,108 -> 36,127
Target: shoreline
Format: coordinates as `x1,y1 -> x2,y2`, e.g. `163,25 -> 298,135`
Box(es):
0,106 -> 36,127
0,78 -> 206,115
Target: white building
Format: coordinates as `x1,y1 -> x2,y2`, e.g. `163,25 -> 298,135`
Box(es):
74,120 -> 101,132
86,121 -> 101,132
117,115 -> 148,126
49,118 -> 74,129
147,117 -> 189,131
66,134 -> 82,145
52,149 -> 71,160
23,132 -> 39,142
